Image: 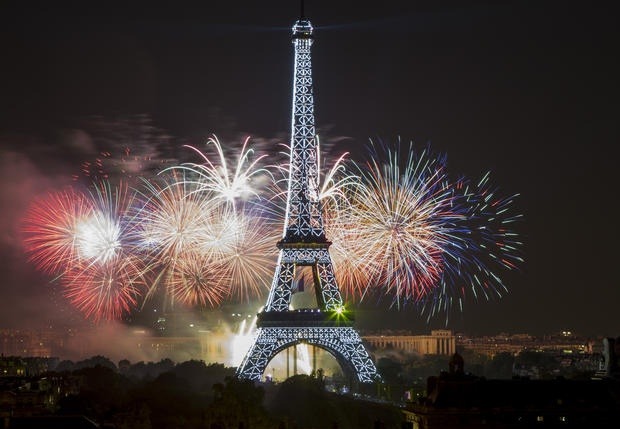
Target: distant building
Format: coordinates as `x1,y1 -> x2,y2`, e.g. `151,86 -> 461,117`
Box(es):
0,328 -> 79,359
0,357 -> 25,377
455,331 -> 595,358
364,330 -> 456,356
130,330 -> 231,364
0,374 -> 77,421
1,356 -> 60,377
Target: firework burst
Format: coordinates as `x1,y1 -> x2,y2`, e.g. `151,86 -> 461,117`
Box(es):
21,187 -> 94,276
170,135 -> 272,211
418,171 -> 524,323
168,250 -> 229,307
324,139 -> 525,322
62,254 -> 146,322
133,171 -> 216,305
24,180 -> 148,322
339,142 -> 467,303
136,177 -> 208,261
133,136 -> 280,308
216,210 -> 280,302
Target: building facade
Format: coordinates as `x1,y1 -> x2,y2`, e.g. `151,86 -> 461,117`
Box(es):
364,330 -> 456,356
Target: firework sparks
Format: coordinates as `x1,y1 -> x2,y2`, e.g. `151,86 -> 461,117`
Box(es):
134,166 -> 278,307
170,135 -> 272,210
418,171 -> 524,323
216,210 -> 279,302
168,135 -> 280,302
338,142 -> 466,303
266,145 -> 369,297
21,187 -> 94,276
62,255 -> 145,322
136,182 -> 208,259
315,150 -> 371,298
74,208 -> 122,264
168,250 -> 229,307
134,172 -> 215,303
33,180 -> 148,322
81,180 -> 139,262
232,314 -> 258,367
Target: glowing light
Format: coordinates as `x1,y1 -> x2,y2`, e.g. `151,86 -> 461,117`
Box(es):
75,210 -> 121,264
232,315 -> 257,367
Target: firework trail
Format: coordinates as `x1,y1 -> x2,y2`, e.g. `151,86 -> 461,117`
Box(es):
133,171 -> 216,307
62,254 -> 146,322
338,141 -> 467,303
418,171 -> 524,323
215,209 -> 279,302
169,135 -> 273,211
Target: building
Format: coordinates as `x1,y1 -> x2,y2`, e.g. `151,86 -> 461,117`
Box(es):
364,330 -> 456,357
455,331 -> 596,358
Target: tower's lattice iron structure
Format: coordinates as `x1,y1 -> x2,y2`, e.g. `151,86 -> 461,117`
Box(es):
236,13 -> 379,384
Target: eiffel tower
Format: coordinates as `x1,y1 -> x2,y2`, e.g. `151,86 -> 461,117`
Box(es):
236,8 -> 379,384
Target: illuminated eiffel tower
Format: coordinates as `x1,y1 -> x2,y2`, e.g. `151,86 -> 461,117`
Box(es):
236,8 -> 379,384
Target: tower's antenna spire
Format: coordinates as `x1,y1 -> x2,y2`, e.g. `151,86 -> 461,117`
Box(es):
300,0 -> 305,19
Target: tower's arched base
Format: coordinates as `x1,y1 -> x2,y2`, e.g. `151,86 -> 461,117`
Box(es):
236,326 -> 379,383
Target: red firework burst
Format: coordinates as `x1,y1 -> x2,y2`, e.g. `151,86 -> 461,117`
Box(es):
21,187 -> 94,275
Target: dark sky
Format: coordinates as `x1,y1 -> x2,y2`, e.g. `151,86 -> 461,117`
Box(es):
0,0 -> 617,337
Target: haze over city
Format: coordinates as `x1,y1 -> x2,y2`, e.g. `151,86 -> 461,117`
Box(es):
0,0 -> 617,338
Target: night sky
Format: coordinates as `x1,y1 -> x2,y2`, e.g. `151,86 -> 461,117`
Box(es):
0,1 -> 617,337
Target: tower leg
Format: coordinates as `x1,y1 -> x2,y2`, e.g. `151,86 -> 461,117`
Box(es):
236,327 -> 379,384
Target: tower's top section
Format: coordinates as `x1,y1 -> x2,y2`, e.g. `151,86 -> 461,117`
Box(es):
281,3 -> 324,243
292,18 -> 313,40
292,0 -> 312,40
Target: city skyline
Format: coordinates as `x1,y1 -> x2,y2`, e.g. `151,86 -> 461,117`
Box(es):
0,1 -> 617,337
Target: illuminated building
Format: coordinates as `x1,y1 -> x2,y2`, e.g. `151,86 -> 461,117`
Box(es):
364,330 -> 456,356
